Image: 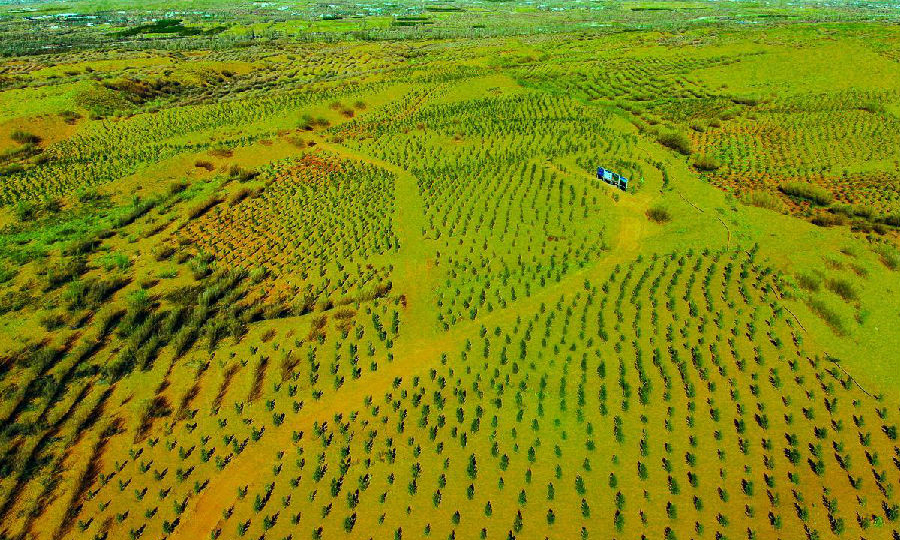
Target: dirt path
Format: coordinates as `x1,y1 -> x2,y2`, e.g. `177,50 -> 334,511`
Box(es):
172,143 -> 651,540
314,137 -> 438,346
173,136 -> 445,540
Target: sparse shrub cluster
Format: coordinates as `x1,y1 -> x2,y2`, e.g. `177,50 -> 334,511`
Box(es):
779,182 -> 834,206
646,205 -> 672,223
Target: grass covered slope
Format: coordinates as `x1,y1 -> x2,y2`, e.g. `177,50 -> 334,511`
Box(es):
0,4 -> 899,540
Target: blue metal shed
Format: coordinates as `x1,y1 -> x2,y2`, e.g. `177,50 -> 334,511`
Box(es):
597,166 -> 628,192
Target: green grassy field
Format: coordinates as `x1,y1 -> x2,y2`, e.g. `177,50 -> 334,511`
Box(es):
0,2 -> 899,540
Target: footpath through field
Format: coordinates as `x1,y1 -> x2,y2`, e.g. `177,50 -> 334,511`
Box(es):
172,139 -> 651,540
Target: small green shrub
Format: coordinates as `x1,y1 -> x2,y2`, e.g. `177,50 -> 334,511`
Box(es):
100,252 -> 131,271
169,180 -> 189,196
40,311 -> 68,330
808,297 -> 848,336
779,182 -> 833,206
646,205 -> 672,224
228,165 -> 258,182
858,101 -> 886,114
825,278 -> 858,303
64,276 -> 130,311
14,201 -> 37,221
0,163 -> 24,177
0,266 -> 16,285
10,130 -> 41,145
657,130 -> 692,155
743,191 -> 784,212
795,273 -> 821,292
185,196 -> 223,220
874,244 -> 899,271
157,267 -> 178,279
59,110 -> 82,124
692,154 -> 720,171
229,187 -> 255,206
880,213 -> 900,228
811,212 -> 847,227
44,257 -> 88,290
